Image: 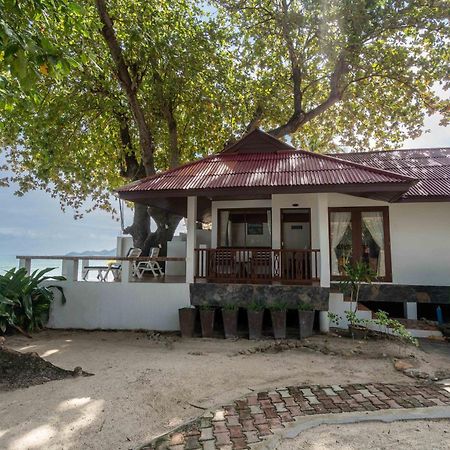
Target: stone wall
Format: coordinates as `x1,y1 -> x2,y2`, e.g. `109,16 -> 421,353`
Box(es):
190,283 -> 329,310
354,284 -> 450,304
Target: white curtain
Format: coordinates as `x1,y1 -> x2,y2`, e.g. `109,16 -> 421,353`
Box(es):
362,211 -> 385,277
330,212 -> 351,275
219,211 -> 230,247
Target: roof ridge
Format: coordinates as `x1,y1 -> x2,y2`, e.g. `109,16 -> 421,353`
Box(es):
295,148 -> 417,183
333,147 -> 450,156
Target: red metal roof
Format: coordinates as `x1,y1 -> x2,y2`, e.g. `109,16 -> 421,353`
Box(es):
118,149 -> 414,194
334,148 -> 450,200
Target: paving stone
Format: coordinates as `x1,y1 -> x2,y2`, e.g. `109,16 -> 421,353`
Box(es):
213,422 -> 228,434
226,415 -> 240,426
244,431 -> 260,444
146,383 -> 450,450
185,436 -> 201,450
249,405 -> 263,414
256,424 -> 272,436
213,411 -> 225,422
263,407 -> 278,419
305,396 -> 320,405
275,403 -> 288,412
199,428 -> 214,442
215,432 -> 231,447
241,419 -> 257,431
268,418 -> 284,429
323,388 -> 337,396
231,438 -> 248,450
202,440 -> 217,450
228,426 -> 243,439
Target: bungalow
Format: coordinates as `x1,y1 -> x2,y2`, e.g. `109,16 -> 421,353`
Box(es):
117,129 -> 450,330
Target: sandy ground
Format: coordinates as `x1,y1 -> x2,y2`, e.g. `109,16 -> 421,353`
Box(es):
279,420 -> 450,449
0,330 -> 449,450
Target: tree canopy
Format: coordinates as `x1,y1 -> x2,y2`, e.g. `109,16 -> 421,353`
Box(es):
1,0 -> 448,248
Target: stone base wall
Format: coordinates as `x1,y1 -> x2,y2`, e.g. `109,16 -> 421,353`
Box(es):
190,283 -> 329,310
344,284 -> 450,304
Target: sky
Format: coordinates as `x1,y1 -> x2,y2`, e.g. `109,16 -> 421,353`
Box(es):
0,112 -> 448,257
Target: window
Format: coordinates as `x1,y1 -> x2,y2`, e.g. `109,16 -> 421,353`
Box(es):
218,209 -> 271,248
329,207 -> 391,281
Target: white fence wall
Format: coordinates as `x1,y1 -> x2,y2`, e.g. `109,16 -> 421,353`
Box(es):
48,282 -> 190,331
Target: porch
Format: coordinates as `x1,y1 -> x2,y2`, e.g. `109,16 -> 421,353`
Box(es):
194,248 -> 320,284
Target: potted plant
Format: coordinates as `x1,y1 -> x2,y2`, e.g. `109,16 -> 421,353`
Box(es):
178,307 -> 196,338
269,302 -> 287,339
339,262 -> 376,339
247,301 -> 264,340
222,304 -> 239,339
199,305 -> 215,338
298,302 -> 315,339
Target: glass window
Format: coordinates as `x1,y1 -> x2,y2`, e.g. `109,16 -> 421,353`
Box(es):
361,211 -> 386,277
218,209 -> 271,248
330,211 -> 352,276
329,208 -> 391,280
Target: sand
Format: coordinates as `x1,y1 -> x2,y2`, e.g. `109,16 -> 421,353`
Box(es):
0,330 -> 448,450
278,420 -> 450,449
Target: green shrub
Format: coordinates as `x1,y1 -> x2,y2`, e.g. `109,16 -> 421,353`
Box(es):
298,302 -> 314,311
269,301 -> 287,311
0,267 -> 66,335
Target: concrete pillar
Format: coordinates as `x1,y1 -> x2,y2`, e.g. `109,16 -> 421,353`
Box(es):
121,260 -> 131,284
18,257 -> 31,274
116,235 -> 133,256
317,193 -> 330,288
186,196 -> 198,284
405,302 -> 418,320
62,259 -> 79,282
271,194 -> 281,250
319,311 -> 330,333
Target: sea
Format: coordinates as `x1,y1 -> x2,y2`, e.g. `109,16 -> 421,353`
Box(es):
0,254 -> 63,276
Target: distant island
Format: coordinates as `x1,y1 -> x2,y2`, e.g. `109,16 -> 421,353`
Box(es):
65,249 -> 116,257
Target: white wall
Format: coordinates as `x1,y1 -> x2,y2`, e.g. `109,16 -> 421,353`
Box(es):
212,192 -> 450,286
327,193 -> 450,286
48,282 -> 190,330
389,202 -> 450,285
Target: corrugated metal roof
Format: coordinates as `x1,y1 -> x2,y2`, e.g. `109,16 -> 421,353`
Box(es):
118,149 -> 413,194
334,148 -> 450,200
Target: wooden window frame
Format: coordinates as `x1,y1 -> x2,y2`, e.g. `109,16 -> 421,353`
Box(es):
328,206 -> 392,282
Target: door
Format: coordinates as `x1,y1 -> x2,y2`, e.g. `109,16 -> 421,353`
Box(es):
280,209 -> 311,281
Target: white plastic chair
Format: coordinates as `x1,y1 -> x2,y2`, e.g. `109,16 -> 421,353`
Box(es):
135,247 -> 164,278
104,247 -> 142,281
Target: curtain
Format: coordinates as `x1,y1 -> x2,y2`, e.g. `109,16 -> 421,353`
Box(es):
219,211 -> 230,247
330,212 -> 351,275
362,211 -> 385,277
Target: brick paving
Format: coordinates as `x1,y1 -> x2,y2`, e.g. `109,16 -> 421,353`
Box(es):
143,383 -> 450,450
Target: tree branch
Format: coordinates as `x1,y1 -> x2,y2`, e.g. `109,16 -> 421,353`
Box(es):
95,0 -> 155,176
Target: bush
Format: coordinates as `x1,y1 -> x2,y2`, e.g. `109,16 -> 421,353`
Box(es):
0,267 -> 66,336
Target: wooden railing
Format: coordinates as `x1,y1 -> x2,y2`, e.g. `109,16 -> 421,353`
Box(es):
195,248 -> 320,284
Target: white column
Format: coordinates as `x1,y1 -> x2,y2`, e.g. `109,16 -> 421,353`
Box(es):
62,259 -> 79,282
317,193 -> 331,333
271,194 -> 281,250
405,302 -> 418,320
18,257 -> 31,274
186,196 -> 198,284
317,193 -> 330,288
121,260 -> 131,284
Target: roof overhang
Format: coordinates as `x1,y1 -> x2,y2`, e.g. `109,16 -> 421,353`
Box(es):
118,182 -> 413,221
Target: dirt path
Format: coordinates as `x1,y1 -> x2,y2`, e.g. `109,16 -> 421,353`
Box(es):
0,330 -> 448,450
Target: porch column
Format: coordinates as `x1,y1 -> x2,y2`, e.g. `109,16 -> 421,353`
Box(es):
317,193 -> 330,288
317,193 -> 331,333
186,196 -> 197,284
